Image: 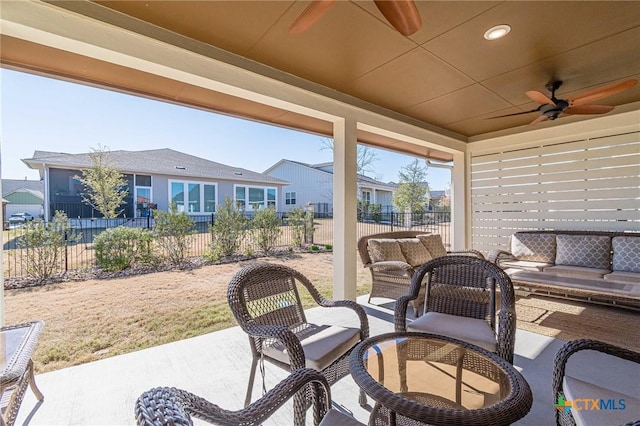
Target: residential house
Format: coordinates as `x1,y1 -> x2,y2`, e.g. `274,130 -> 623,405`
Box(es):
1,179 -> 44,218
22,149 -> 288,221
427,190 -> 447,211
264,159 -> 396,214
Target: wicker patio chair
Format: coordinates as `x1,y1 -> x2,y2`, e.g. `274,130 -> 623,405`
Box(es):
358,231 -> 484,316
552,339 -> 640,426
394,255 -> 517,364
135,368 -> 362,426
227,262 -> 369,426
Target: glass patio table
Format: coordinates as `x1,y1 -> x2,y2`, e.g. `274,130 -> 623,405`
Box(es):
349,332 -> 532,426
0,321 -> 44,426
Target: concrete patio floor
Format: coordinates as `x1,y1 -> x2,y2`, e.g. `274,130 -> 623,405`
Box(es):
14,297 -> 579,425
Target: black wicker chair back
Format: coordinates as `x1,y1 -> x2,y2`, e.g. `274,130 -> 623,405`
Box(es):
227,262 -> 369,426
135,368 -> 334,426
395,256 -> 517,364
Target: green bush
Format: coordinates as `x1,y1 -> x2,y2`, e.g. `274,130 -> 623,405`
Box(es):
153,204 -> 196,265
324,244 -> 333,251
370,203 -> 382,223
251,207 -> 281,254
94,226 -> 153,271
286,207 -> 314,247
209,197 -> 247,258
18,211 -> 79,281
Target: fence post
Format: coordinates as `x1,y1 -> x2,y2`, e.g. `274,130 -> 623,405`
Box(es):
390,212 -> 394,231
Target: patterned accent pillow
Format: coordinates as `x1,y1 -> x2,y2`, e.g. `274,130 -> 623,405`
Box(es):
555,235 -> 612,269
367,239 -> 407,264
417,234 -> 447,258
511,233 -> 556,263
612,236 -> 640,273
397,238 -> 432,267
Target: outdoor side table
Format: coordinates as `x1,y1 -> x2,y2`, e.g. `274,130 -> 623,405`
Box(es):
0,321 -> 44,426
349,332 -> 532,426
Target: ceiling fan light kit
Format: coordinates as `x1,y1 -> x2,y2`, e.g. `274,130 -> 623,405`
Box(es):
489,79 -> 637,125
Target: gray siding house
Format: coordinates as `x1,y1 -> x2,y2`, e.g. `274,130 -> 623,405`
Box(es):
264,160 -> 396,214
1,179 -> 45,218
22,149 -> 288,220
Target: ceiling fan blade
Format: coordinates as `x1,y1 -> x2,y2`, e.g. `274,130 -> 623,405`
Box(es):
529,115 -> 548,125
526,90 -> 555,106
289,0 -> 337,35
374,0 -> 422,36
570,79 -> 638,106
564,105 -> 615,115
487,108 -> 541,119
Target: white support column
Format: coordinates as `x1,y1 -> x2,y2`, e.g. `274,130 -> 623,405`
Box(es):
450,151 -> 467,250
333,118 -> 358,301
0,176 -> 4,325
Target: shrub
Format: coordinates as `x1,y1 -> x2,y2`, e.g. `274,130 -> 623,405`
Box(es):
93,226 -> 153,271
370,203 -> 382,223
251,207 -> 281,254
209,197 -> 247,258
310,245 -> 320,251
18,211 -> 79,281
324,244 -> 333,251
153,204 -> 196,265
286,207 -> 315,247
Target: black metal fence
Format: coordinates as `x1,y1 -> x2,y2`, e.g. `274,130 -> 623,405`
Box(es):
3,211 -> 450,279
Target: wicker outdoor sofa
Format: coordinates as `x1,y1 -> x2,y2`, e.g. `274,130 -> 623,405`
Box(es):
490,230 -> 640,310
357,231 -> 484,316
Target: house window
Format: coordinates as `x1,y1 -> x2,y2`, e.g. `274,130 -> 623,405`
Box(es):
204,185 -> 216,213
235,187 -> 246,210
136,175 -> 151,187
135,175 -> 153,217
285,192 -> 296,205
362,191 -> 371,203
170,180 -> 217,214
235,185 -> 277,211
171,182 -> 184,212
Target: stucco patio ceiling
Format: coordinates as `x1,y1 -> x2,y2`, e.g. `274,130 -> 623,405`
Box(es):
1,1 -> 639,159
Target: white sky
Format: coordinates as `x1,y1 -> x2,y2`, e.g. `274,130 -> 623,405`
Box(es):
0,69 -> 451,190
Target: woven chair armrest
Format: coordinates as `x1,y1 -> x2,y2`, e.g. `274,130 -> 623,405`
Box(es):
497,308 -> 517,364
243,323 -> 307,370
448,249 -> 485,260
318,299 -> 370,340
552,339 -> 640,402
135,368 -> 331,426
393,294 -> 417,332
369,261 -> 415,275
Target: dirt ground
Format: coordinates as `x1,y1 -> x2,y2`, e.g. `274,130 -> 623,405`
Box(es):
5,252 -> 371,373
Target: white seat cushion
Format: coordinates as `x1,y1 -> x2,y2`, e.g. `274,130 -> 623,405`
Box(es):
263,324 -> 361,371
406,312 -> 496,352
542,265 -> 611,279
563,375 -> 640,426
499,259 -> 551,272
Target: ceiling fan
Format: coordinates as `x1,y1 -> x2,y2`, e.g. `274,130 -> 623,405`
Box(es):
289,0 -> 422,36
489,79 -> 638,125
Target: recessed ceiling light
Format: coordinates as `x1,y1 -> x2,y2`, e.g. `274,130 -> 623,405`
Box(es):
484,25 -> 511,40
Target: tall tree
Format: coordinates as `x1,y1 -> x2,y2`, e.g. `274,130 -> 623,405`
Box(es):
393,159 -> 429,213
75,145 -> 129,218
320,138 -> 379,177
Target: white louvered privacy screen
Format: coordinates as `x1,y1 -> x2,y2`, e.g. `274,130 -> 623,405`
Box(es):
471,131 -> 640,253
